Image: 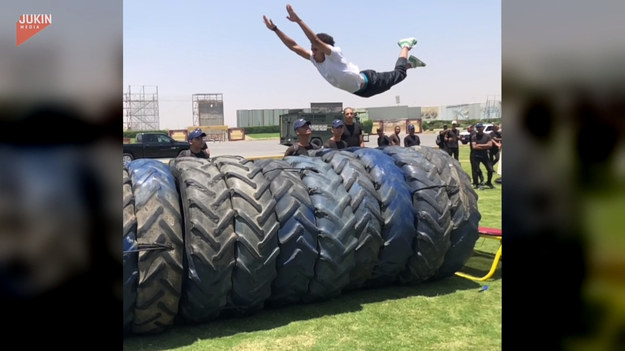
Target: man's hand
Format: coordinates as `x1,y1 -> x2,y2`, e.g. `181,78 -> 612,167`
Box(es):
263,15 -> 277,31
264,10 -> 311,60
286,4 -> 301,22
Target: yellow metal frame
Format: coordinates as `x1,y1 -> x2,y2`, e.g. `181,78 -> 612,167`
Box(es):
455,232 -> 502,281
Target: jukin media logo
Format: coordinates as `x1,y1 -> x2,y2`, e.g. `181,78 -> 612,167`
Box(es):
16,14 -> 52,46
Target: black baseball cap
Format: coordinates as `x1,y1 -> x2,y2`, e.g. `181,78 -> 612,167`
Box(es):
188,128 -> 207,140
293,118 -> 311,131
332,119 -> 345,128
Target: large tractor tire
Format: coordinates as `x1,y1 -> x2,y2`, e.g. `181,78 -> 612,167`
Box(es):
284,156 -> 358,301
122,167 -> 138,334
122,146 -> 482,336
169,158 -> 236,324
127,159 -> 184,334
382,146 -> 453,283
422,148 -> 481,279
212,156 -> 280,315
255,159 -> 318,306
315,150 -> 384,290
350,147 -> 418,286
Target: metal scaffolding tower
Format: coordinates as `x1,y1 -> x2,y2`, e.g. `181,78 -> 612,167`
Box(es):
192,93 -> 224,126
123,85 -> 159,130
483,95 -> 501,119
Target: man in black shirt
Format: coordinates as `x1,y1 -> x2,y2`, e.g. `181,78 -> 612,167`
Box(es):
467,124 -> 484,185
376,128 -> 391,147
390,125 -> 401,146
489,124 -> 502,166
403,124 -> 420,146
341,107 -> 365,147
323,119 -> 348,149
284,118 -> 320,157
470,123 -> 495,189
178,128 -> 210,159
445,120 -> 460,160
437,124 -> 448,152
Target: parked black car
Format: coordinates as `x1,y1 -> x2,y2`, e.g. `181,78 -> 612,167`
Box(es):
123,133 -> 189,163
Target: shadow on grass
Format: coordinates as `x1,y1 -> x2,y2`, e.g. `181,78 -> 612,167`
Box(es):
123,275 -> 483,350
455,250 -> 503,281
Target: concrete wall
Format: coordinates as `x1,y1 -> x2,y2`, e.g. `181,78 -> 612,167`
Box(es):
236,109 -> 290,127
366,105 -> 421,121
235,101 -> 499,127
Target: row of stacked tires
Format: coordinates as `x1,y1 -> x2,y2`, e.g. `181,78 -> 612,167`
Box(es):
123,146 -> 481,335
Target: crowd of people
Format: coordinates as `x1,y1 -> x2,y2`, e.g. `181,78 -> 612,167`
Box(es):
180,110 -> 501,191
283,110 -> 502,190
284,106 -> 427,156
436,120 -> 502,189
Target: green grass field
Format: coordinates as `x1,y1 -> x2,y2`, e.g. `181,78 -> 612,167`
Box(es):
123,145 -> 502,350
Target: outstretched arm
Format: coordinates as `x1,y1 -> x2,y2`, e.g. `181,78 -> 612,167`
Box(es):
286,4 -> 331,56
263,15 -> 310,60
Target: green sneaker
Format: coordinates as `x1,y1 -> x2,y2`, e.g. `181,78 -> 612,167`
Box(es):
408,55 -> 426,68
397,37 -> 417,49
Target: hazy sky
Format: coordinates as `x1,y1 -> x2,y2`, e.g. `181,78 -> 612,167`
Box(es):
123,1 -> 501,129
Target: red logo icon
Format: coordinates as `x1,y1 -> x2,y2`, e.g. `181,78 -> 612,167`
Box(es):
17,14 -> 52,46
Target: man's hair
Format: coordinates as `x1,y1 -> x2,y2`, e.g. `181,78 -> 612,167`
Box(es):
343,107 -> 354,114
316,33 -> 335,46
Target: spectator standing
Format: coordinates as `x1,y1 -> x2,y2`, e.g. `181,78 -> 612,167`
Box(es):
445,121 -> 460,160
376,128 -> 392,147
390,125 -> 401,146
323,119 -> 348,149
437,125 -> 448,151
403,124 -> 420,146
467,124 -> 485,185
489,124 -> 502,167
178,128 -> 210,159
470,123 -> 495,189
284,118 -> 320,157
341,107 -> 365,147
